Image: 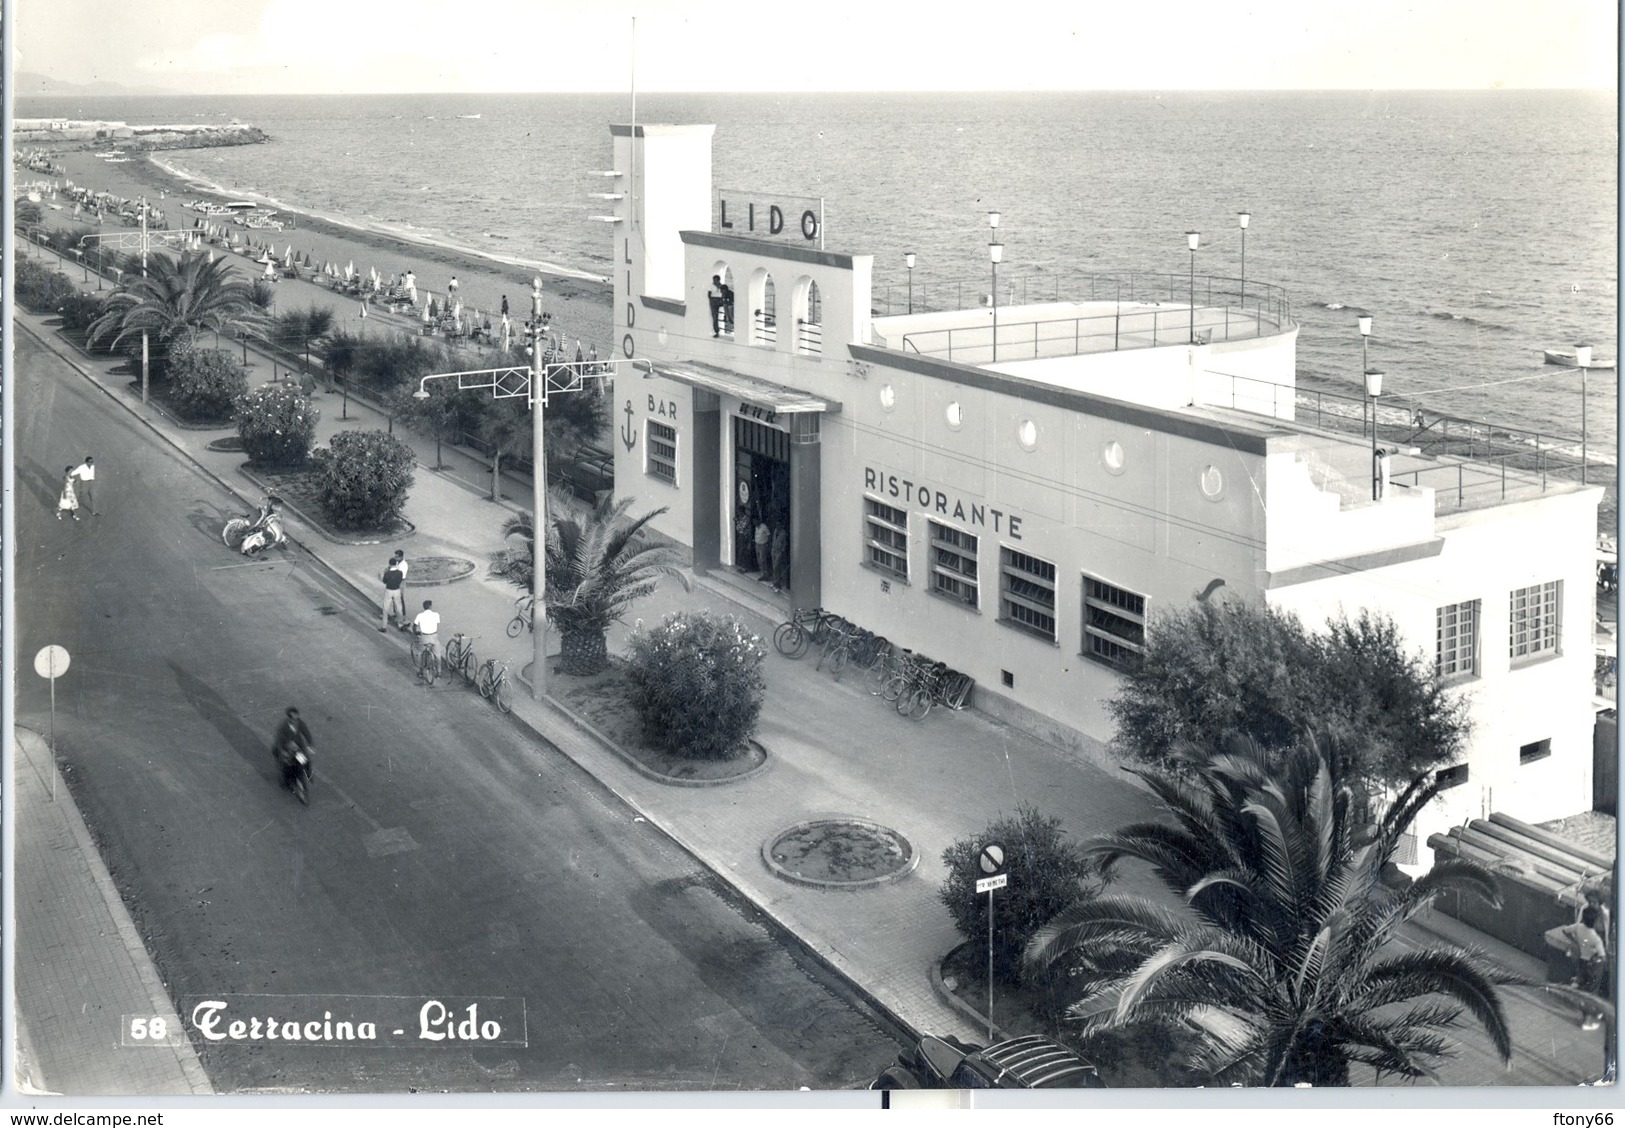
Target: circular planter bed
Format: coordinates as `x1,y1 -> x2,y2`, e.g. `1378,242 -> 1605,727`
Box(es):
242,461 -> 413,542
402,555 -> 475,585
551,660 -> 766,784
763,817 -> 918,889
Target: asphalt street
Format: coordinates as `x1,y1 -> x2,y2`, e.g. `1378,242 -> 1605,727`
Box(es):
13,329 -> 905,1093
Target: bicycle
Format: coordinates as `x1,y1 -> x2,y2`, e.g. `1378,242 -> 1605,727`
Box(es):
475,658 -> 512,713
411,633 -> 442,685
773,607 -> 838,659
443,632 -> 478,685
899,661 -> 949,721
506,595 -> 534,638
815,617 -> 859,674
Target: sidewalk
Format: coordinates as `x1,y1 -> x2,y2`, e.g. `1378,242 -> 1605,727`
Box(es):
14,283 -> 1614,1089
13,726 -> 214,1095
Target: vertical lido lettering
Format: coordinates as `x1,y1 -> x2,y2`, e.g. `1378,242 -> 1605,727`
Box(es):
720,200 -> 732,230
769,206 -> 784,235
625,303 -> 635,329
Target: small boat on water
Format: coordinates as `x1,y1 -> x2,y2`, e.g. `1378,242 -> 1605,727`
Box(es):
1544,348 -> 1616,370
458,114 -> 482,120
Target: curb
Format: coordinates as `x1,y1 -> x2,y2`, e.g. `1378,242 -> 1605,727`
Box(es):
929,945 -> 1017,1044
544,690 -> 771,789
238,463 -> 418,546
13,726 -> 216,1095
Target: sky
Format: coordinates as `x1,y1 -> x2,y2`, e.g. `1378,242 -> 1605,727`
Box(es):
12,0 -> 1621,95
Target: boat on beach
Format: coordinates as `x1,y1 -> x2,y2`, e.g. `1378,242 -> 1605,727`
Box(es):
1544,348 -> 1616,370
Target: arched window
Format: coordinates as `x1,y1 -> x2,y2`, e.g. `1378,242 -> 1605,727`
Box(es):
708,263 -> 736,338
754,275 -> 777,347
796,279 -> 823,355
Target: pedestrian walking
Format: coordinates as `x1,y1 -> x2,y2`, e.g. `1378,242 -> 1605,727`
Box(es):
380,550 -> 409,631
448,275 -> 459,295
70,456 -> 98,515
1557,906 -> 1609,1030
500,294 -> 509,317
56,466 -> 81,521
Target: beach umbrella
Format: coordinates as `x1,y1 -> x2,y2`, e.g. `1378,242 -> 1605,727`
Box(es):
422,303 -> 432,324
345,260 -> 355,280
453,299 -> 462,319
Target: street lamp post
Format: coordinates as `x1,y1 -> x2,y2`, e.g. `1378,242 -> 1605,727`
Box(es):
904,252 -> 916,315
1365,368 -> 1385,501
1237,211 -> 1250,308
412,280 -> 639,702
528,277 -> 549,700
1186,231 -> 1200,344
988,212 -> 1002,363
1358,315 -> 1374,437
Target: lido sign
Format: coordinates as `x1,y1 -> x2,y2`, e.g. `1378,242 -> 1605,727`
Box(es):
718,189 -> 823,245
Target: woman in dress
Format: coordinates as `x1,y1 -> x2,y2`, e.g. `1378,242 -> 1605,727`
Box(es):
57,465 -> 80,521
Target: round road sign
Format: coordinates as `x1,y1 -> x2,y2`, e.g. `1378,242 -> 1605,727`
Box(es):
34,645 -> 70,680
978,842 -> 1006,876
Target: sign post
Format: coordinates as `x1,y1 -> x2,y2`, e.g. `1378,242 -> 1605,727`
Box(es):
33,645 -> 71,802
975,841 -> 1009,1040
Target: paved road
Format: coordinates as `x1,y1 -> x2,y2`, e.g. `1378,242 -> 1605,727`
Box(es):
14,330 -> 904,1093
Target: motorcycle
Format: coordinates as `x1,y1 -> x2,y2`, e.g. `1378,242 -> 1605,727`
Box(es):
223,496 -> 287,556
275,742 -> 313,805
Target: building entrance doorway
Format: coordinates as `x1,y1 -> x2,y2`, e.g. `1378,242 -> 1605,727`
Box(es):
732,416 -> 791,591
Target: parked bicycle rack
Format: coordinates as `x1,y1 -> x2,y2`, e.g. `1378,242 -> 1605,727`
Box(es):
772,607 -> 975,719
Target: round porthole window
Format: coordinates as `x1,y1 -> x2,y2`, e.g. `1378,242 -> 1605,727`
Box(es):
1103,440 -> 1126,474
879,384 -> 896,412
1017,419 -> 1038,451
945,401 -> 964,430
1200,464 -> 1225,500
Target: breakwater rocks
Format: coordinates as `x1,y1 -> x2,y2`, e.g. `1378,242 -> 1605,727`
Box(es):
106,126 -> 271,152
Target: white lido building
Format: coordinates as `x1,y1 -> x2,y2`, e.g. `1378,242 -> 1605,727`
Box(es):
597,122 -> 1603,864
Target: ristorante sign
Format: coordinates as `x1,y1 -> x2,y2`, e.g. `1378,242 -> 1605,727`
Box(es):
864,467 -> 1026,540
718,189 -> 823,244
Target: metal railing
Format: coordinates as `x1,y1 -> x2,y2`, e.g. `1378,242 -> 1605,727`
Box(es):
1212,370 -> 1602,509
879,270 -> 1291,323
894,273 -> 1291,364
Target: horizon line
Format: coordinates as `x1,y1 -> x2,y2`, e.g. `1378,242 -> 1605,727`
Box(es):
16,85 -> 1619,98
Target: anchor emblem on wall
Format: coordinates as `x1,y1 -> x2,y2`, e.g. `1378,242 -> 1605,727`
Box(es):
620,399 -> 638,452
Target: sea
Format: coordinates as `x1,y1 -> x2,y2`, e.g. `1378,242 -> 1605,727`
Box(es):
17,89 -> 1620,461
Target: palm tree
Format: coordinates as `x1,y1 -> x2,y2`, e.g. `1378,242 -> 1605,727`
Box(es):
88,250 -> 267,366
1025,737 -> 1522,1087
491,488 -> 688,675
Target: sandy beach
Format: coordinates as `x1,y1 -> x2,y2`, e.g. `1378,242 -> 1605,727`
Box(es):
32,143 -> 615,355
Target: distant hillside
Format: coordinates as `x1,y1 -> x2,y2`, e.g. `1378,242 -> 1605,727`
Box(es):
14,72 -> 183,98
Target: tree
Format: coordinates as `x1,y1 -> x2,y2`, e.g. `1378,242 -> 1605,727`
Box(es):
311,430 -> 415,531
1025,736 -> 1517,1087
167,342 -> 250,423
625,611 -> 766,759
475,399 -> 532,503
276,303 -> 337,390
489,488 -> 688,675
87,250 -> 268,361
939,806 -> 1101,985
1107,599 -> 1470,807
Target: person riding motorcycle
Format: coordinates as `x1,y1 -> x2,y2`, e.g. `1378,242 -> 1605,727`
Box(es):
272,706 -> 314,790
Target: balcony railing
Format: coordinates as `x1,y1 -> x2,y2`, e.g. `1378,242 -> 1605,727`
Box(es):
892,273 -> 1291,364
1215,370 -> 1605,509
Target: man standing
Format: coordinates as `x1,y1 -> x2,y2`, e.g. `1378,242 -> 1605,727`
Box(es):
380,550 -> 408,631
500,294 -> 509,317
70,456 -> 98,515
707,275 -> 724,337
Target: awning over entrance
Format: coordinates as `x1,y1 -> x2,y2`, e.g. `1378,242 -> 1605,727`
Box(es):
641,359 -> 840,415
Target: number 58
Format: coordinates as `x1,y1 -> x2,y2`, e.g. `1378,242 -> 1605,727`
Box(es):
129,1017 -> 168,1040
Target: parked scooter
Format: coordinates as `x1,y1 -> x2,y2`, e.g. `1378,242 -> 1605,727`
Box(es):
223,495 -> 287,556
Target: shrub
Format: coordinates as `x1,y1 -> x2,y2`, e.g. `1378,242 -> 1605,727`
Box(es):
235,383 -> 319,466
58,291 -> 106,335
309,430 -> 415,531
939,805 -> 1100,986
15,257 -> 76,313
168,343 -> 249,422
625,611 -> 766,759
